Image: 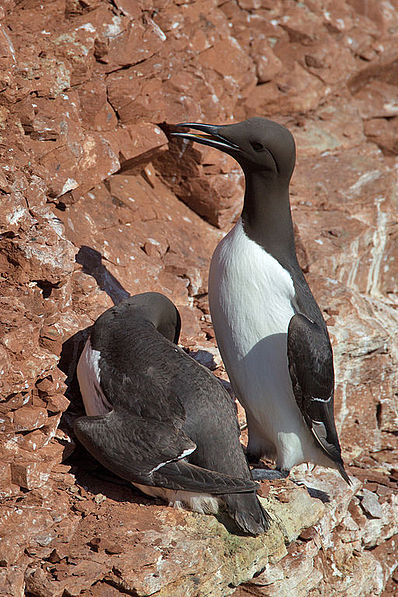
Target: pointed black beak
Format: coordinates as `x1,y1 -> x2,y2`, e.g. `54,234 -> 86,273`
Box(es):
171,122 -> 241,153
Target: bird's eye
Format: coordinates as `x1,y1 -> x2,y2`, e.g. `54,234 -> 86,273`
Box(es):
250,141 -> 263,152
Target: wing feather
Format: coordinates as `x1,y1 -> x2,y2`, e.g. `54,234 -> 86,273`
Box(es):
74,411 -> 257,494
287,313 -> 350,483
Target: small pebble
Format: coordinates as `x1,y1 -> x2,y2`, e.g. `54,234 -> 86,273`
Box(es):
360,488 -> 383,519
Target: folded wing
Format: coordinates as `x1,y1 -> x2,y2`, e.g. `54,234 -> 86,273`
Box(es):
74,410 -> 257,494
287,313 -> 350,483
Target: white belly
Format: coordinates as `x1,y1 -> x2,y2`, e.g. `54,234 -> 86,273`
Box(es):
133,484 -> 220,514
208,219 -> 322,470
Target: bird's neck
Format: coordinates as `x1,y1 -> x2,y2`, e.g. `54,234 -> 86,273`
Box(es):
137,303 -> 180,344
241,171 -> 327,330
241,171 -> 298,269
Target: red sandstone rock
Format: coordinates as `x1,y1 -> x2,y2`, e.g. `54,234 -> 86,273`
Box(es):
1,0 -> 398,595
46,394 -> 70,413
364,117 -> 398,155
10,442 -> 64,490
13,406 -> 48,432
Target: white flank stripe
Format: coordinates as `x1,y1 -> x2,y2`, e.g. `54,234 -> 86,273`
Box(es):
77,339 -> 112,416
149,445 -> 196,475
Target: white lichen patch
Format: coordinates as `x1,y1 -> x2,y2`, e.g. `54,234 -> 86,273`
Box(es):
7,207 -> 27,226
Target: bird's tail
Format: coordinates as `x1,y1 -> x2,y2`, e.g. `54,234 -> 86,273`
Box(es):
337,461 -> 351,485
221,492 -> 271,536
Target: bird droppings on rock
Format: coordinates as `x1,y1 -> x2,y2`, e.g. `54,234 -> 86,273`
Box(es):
1,0 -> 398,595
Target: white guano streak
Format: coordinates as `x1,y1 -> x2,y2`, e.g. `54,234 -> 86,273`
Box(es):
366,196 -> 387,298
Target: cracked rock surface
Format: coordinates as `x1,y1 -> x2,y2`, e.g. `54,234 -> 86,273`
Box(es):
0,1 -> 398,595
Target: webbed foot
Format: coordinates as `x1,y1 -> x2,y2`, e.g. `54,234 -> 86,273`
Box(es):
251,468 -> 289,481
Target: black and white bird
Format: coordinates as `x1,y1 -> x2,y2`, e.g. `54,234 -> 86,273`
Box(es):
172,118 -> 349,483
75,292 -> 270,535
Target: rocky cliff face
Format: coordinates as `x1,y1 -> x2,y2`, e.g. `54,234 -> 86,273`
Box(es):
0,1 -> 397,595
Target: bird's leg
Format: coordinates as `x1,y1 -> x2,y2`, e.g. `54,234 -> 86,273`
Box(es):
246,439 -> 288,481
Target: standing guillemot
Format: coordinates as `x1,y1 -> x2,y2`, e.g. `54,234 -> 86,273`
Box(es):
172,118 -> 350,483
75,292 -> 270,535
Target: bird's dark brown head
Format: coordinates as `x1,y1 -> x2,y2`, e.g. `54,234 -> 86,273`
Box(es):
171,117 -> 296,182
122,292 -> 181,345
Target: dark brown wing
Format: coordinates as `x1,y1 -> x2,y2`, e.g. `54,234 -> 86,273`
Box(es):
287,313 -> 350,483
74,410 -> 257,494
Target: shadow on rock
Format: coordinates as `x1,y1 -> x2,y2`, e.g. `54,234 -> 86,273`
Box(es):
60,245 -> 131,421
305,485 -> 331,503
76,245 -> 130,305
67,442 -> 157,506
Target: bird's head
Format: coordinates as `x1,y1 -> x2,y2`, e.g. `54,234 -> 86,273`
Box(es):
171,117 -> 296,182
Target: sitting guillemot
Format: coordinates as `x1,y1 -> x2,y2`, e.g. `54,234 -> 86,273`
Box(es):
75,292 -> 270,535
172,118 -> 350,483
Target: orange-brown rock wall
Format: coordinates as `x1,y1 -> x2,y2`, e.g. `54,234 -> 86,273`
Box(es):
1,1 -> 398,595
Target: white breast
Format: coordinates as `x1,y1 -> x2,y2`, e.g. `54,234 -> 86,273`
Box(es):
208,218 -> 322,470
209,218 -> 296,352
77,338 -> 112,416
